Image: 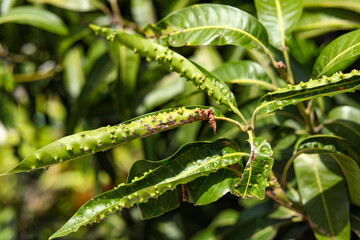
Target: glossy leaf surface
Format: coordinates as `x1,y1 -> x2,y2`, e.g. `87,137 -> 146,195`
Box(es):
146,4 -> 269,53
49,139 -> 246,239
234,137 -> 274,199
313,29 -> 360,77
324,105 -> 360,146
4,107 -> 223,174
255,0 -> 303,49
90,24 -> 238,109
296,135 -> 360,206
294,154 -> 350,239
212,61 -> 275,90
0,6 -> 68,35
256,70 -> 360,114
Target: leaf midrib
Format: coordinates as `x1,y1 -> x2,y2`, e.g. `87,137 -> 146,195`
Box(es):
257,77 -> 360,112
318,42 -> 360,77
158,25 -> 268,52
275,0 -> 285,47
312,155 -> 336,238
54,152 -> 247,237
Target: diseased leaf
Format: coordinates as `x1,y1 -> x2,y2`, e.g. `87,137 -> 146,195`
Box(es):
90,24 -> 238,109
303,0 -> 360,14
255,0 -> 303,49
294,10 -> 360,39
256,70 -> 360,114
49,139 -> 246,239
30,0 -> 97,12
3,106 -> 223,174
294,154 -> 350,239
234,137 -> 274,199
313,29 -> 360,77
296,135 -> 360,206
212,61 -> 276,90
145,4 -> 269,53
0,6 -> 68,35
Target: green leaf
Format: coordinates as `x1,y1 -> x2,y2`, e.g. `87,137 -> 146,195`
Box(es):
0,6 -> 68,35
131,0 -> 156,28
296,135 -> 360,206
294,10 -> 360,39
187,168 -> 243,205
63,46 -> 86,98
145,4 -> 269,54
212,61 -> 276,90
49,139 -> 247,239
324,106 -> 360,147
303,0 -> 360,14
255,0 -> 303,49
256,70 -> 360,114
30,0 -> 97,12
294,154 -> 350,239
90,24 -> 238,109
234,137 -> 274,199
313,29 -> 360,77
3,106 -> 223,174
1,0 -> 17,14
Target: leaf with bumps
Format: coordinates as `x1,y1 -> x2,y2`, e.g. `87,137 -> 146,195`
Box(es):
256,70 -> 360,114
49,139 -> 247,239
234,137 -> 274,199
3,106 -> 223,174
145,4 -> 269,54
89,24 -> 238,109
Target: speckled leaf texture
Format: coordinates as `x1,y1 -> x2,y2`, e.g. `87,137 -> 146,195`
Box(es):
4,106 -> 222,174
49,139 -> 247,239
90,24 -> 238,109
234,137 -> 274,199
256,70 -> 360,114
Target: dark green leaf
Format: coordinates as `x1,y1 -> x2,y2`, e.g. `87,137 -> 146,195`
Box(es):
0,6 -> 68,35
296,135 -> 360,206
324,105 -> 360,148
49,139 -> 246,239
146,4 -> 269,53
313,29 -> 360,77
256,70 -> 360,114
294,154 -> 350,239
255,0 -> 303,49
234,137 -> 274,199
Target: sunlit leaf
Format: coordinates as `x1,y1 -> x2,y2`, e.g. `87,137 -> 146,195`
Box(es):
146,4 -> 269,53
49,139 -> 246,239
303,0 -> 360,14
3,107 -> 223,174
313,29 -> 360,77
0,6 -> 68,35
255,0 -> 303,49
234,137 -> 274,199
256,70 -> 360,114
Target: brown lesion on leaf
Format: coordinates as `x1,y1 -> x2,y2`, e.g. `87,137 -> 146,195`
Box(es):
198,108 -> 216,134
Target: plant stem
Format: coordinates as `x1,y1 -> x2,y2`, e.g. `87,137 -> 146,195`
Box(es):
282,48 -> 294,85
229,103 -> 248,126
109,0 -> 123,26
214,117 -> 246,132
